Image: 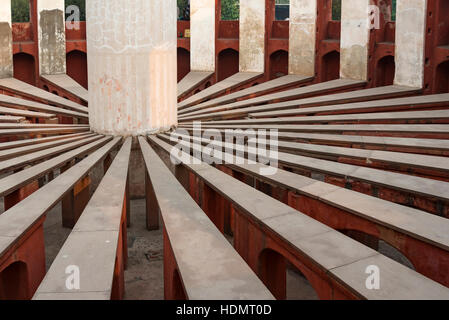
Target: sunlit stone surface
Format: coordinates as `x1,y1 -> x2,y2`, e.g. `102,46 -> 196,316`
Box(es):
87,0 -> 178,135
38,0 -> 66,76
394,0 -> 427,88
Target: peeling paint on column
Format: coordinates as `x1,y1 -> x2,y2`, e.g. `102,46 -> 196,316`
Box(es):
87,0 -> 178,136
191,0 -> 215,72
239,0 -> 265,73
0,1 -> 13,79
289,0 -> 317,76
394,0 -> 427,88
340,0 -> 370,81
38,0 -> 66,75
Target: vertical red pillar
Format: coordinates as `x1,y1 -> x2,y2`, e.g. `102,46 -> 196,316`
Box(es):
4,181 -> 40,211
145,171 -> 159,231
60,161 -> 91,228
163,228 -> 187,300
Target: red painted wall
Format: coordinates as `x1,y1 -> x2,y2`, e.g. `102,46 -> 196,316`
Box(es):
6,0 -> 449,96
376,55 -> 395,87
177,47 -> 191,82
67,50 -> 88,89
269,50 -> 288,80
217,48 -> 239,81
13,53 -> 35,85
321,51 -> 340,82
435,60 -> 449,93
426,0 -> 449,94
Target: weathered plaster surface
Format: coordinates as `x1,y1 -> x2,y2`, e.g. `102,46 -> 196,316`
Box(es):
340,0 -> 370,81
191,0 -> 215,72
394,0 -> 427,88
38,0 -> 66,75
0,1 -> 13,79
289,0 -> 317,76
239,0 -> 265,73
87,0 -> 178,135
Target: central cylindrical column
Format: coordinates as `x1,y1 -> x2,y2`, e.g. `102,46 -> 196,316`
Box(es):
86,0 -> 177,135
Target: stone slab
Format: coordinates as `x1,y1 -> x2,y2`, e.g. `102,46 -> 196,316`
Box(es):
177,71 -> 214,98
42,74 -> 88,102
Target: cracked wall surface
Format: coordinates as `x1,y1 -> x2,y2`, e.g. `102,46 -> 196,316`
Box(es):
38,0 -> 66,75
289,0 -> 317,76
239,0 -> 265,73
191,0 -> 215,72
394,0 -> 427,88
0,1 -> 13,79
340,0 -> 370,81
87,0 -> 178,135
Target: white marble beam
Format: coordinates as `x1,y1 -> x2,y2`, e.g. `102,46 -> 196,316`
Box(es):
87,0 -> 177,135
289,0 -> 317,76
191,0 -> 215,72
340,0 -> 371,81
38,0 -> 66,75
394,0 -> 427,88
0,0 -> 13,79
239,0 -> 265,73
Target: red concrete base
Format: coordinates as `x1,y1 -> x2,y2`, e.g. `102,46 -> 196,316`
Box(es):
4,181 -> 40,211
216,165 -> 449,288
232,207 -> 357,300
111,194 -> 128,300
277,164 -> 449,218
169,164 -> 359,300
288,191 -> 449,288
0,217 -> 46,300
163,228 -> 187,300
62,175 -> 91,229
145,171 -> 160,231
